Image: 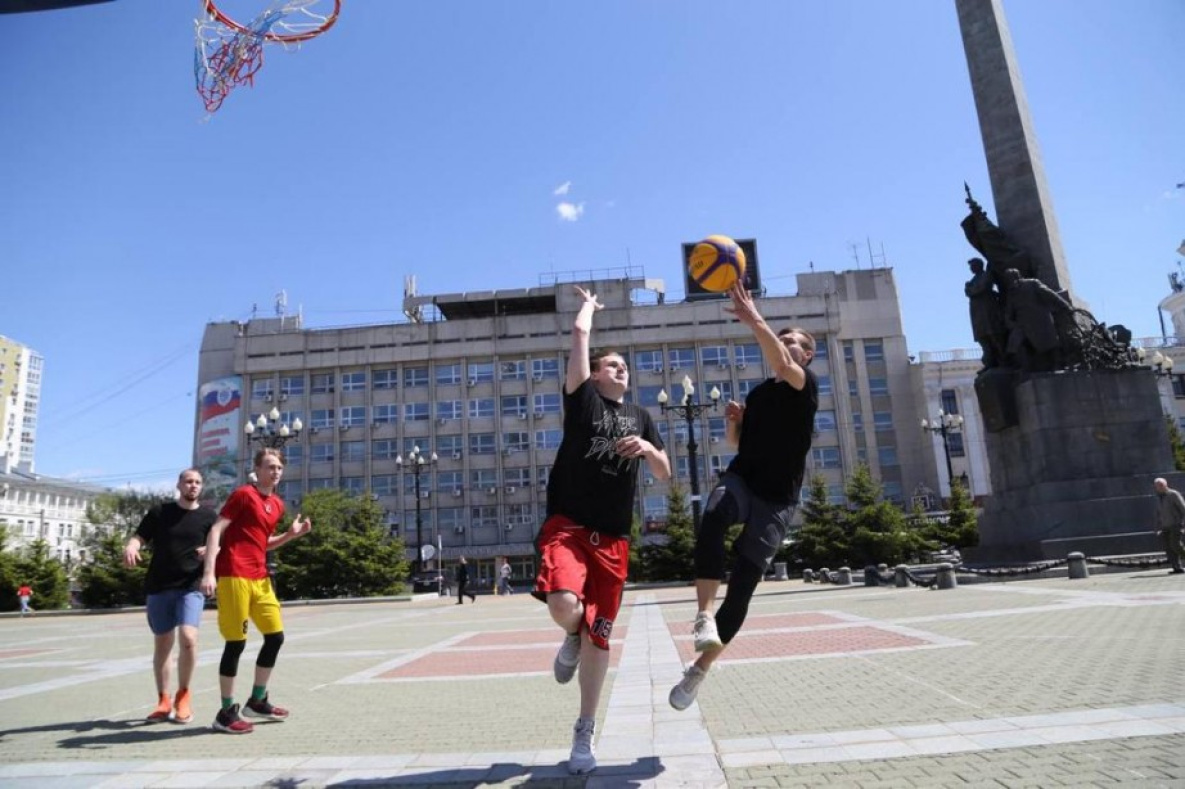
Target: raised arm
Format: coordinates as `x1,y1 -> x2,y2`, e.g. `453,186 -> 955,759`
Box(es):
565,286 -> 603,394
724,283 -> 807,390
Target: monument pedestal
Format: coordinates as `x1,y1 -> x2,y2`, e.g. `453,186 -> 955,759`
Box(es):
969,369 -> 1183,562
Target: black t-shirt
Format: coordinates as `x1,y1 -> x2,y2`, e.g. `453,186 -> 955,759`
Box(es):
135,502 -> 218,594
726,369 -> 818,504
546,379 -> 664,538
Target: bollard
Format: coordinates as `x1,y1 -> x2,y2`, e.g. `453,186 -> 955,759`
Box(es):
864,565 -> 880,586
819,568 -> 831,584
895,564 -> 909,587
803,569 -> 814,583
774,561 -> 788,581
1067,551 -> 1089,580
837,566 -> 853,585
935,562 -> 957,590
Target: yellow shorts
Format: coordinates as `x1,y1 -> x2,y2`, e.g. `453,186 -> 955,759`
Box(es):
216,577 -> 283,641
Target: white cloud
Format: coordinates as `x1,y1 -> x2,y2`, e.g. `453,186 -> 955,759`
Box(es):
553,181 -> 572,196
556,201 -> 585,222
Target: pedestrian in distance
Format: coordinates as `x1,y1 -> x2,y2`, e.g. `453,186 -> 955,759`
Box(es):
200,448 -> 312,734
670,282 -> 818,711
124,468 -> 217,723
499,558 -> 514,596
1153,477 -> 1185,575
456,556 -> 476,604
533,285 -> 670,774
17,583 -> 33,617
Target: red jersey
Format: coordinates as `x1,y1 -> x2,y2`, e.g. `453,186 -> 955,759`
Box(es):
215,485 -> 286,579
17,586 -> 31,597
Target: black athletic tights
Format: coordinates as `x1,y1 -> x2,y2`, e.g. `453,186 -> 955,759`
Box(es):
693,488 -> 764,644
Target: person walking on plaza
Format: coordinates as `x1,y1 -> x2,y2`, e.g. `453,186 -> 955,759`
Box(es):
200,448 -> 312,734
455,556 -> 476,604
1153,477 -> 1185,575
670,282 -> 818,711
17,583 -> 33,617
499,558 -> 514,596
533,285 -> 670,774
124,468 -> 217,723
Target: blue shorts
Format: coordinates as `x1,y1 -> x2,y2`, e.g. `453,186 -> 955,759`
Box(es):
146,589 -> 206,635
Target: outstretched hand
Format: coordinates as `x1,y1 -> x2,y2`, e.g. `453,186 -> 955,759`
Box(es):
290,514 -> 312,538
723,282 -> 760,327
574,285 -> 604,311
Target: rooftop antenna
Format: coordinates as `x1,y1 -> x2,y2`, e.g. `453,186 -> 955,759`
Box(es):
866,238 -> 888,269
848,242 -> 862,270
275,290 -> 288,318
403,275 -> 424,323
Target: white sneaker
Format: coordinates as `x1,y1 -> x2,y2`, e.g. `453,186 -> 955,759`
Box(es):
568,717 -> 596,774
669,665 -> 708,711
692,612 -> 722,652
553,631 -> 581,684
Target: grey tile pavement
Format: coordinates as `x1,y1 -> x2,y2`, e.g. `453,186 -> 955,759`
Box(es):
0,570 -> 1183,786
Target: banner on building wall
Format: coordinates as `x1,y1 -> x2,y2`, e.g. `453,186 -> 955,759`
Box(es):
197,375 -> 242,501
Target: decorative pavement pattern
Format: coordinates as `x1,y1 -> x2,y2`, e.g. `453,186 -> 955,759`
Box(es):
0,570 -> 1183,787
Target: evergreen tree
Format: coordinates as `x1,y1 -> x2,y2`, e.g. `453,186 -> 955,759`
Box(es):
274,489 -> 409,599
923,476 -> 979,551
1166,415 -> 1185,472
843,463 -> 917,566
0,527 -> 22,611
13,538 -> 70,610
792,474 -> 849,568
641,484 -> 696,581
76,530 -> 147,608
628,515 -> 647,582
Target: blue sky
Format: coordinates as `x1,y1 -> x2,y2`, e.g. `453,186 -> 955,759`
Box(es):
2,0 -> 1182,491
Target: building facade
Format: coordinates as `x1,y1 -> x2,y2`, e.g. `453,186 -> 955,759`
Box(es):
194,267 -> 931,579
0,467 -> 104,564
0,335 -> 43,474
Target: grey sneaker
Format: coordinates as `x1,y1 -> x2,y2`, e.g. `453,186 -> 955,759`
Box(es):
568,717 -> 596,774
669,665 -> 708,710
553,631 -> 581,684
692,612 -> 723,652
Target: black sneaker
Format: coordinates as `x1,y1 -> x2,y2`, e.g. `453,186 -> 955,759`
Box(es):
243,694 -> 289,721
212,704 -> 254,734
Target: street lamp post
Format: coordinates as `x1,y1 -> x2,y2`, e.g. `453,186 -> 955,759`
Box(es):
920,410 -> 964,495
657,375 -> 721,527
243,407 -> 302,577
396,445 -> 437,576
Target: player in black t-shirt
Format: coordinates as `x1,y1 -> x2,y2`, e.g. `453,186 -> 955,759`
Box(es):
533,285 -> 670,775
124,468 -> 217,724
669,283 -> 819,711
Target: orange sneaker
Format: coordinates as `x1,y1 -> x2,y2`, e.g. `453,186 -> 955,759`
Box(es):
146,693 -> 172,722
173,688 -> 193,724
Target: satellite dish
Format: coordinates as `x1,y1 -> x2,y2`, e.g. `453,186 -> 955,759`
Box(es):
419,544 -> 436,562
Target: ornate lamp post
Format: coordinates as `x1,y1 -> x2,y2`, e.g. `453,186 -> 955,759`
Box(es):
657,375 -> 721,527
243,407 -> 303,451
396,445 -> 437,575
920,410 -> 964,494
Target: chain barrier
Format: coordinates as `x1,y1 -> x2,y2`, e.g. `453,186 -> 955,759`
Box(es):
805,552 -> 1172,587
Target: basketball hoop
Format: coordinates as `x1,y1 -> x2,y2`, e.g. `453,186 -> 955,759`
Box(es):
194,0 -> 341,114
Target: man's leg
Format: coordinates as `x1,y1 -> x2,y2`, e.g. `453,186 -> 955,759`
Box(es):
548,591 -> 584,684
152,630 -> 176,694
213,578 -> 254,733
691,484 -> 743,650
243,579 -> 290,721
576,631 -> 609,719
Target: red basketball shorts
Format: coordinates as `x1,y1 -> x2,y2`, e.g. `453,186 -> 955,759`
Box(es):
533,514 -> 629,650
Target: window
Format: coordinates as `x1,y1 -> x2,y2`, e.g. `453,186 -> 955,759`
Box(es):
437,434 -> 463,456
941,388 -> 960,415
471,469 -> 498,488
864,341 -> 884,362
635,349 -> 663,373
868,378 -> 889,396
436,363 -> 462,386
504,467 -> 531,487
877,446 -> 899,467
737,379 -> 762,399
531,358 -> 560,379
372,475 -> 397,496
500,360 -> 526,381
701,346 -> 729,366
252,379 -> 274,400
309,478 -> 333,491
709,380 -> 734,402
852,413 -> 864,431
812,447 -> 841,469
373,439 -> 398,460
849,379 -> 859,397
813,338 -> 829,360
404,402 -> 430,421
873,411 -> 893,431
501,395 -> 528,417
643,495 -> 666,520
675,456 -> 705,480
535,428 -> 563,450
668,347 -> 695,370
948,432 -> 966,458
373,404 -> 398,424
404,366 -> 429,387
311,444 -> 334,463
536,466 -> 551,487
342,371 -> 366,391
403,471 -> 432,494
815,410 -> 837,431
507,502 -> 534,525
436,400 -> 463,421
735,343 -> 762,367
341,476 -> 365,494
882,481 -> 903,504
708,417 -> 726,443
1174,378 -> 1185,399
279,376 -> 304,396
533,392 -> 561,414
438,507 -> 464,532
842,342 -> 854,362
340,406 -> 366,427
284,444 -> 303,467
637,385 -> 665,408
277,410 -> 303,429
827,484 -> 845,505
311,373 -> 335,394
437,470 -> 463,491
471,506 -> 499,527
310,409 -> 334,429
469,433 -> 496,455
503,431 -> 530,452
402,437 -> 433,456
468,362 -> 495,383
709,453 -> 735,476
816,375 -> 832,396
373,369 -> 398,390
469,398 -> 495,419
278,480 -> 302,501
341,441 -> 365,462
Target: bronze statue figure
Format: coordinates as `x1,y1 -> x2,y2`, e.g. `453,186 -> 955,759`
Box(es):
965,257 -> 1006,368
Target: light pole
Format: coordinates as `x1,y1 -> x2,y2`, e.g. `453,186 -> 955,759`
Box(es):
920,410 -> 964,495
243,407 -> 303,452
396,445 -> 437,576
658,375 -> 721,527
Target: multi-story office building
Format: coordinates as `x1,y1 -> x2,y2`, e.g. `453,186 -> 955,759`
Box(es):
194,266 -> 929,581
0,335 -> 43,475
912,349 -> 991,506
0,467 -> 104,563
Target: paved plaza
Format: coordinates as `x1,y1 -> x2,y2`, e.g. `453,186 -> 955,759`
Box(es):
1,569 -> 1184,788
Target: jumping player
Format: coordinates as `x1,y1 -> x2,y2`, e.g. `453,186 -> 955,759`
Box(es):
533,285 -> 670,774
669,282 -> 818,710
200,447 -> 311,734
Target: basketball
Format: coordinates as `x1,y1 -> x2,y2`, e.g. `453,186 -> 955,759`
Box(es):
688,235 -> 746,292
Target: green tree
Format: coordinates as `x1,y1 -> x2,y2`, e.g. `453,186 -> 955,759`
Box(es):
76,530 -> 147,608
273,489 -> 409,599
12,538 -> 70,610
844,464 -> 916,566
918,477 -> 979,552
641,485 -> 696,582
791,475 -> 849,568
1166,415 -> 1185,472
0,527 -> 23,611
628,515 -> 647,582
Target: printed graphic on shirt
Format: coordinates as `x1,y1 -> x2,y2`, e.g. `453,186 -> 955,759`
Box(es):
585,411 -> 639,476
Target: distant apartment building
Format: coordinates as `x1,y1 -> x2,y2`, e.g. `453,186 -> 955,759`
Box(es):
0,467 -> 104,563
194,265 -> 931,579
0,335 -> 42,474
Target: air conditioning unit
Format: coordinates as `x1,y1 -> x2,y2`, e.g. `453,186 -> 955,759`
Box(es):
504,448 -> 517,456
420,491 -> 431,499
669,365 -> 680,372
454,525 -> 465,533
736,362 -> 747,370
467,379 -> 478,387
717,364 -> 729,371
369,493 -> 379,501
710,436 -> 719,444
533,410 -> 545,416
532,375 -> 544,382
506,486 -> 516,494
279,393 -> 289,402
644,479 -> 653,486
505,523 -> 515,531
487,487 -> 497,495
437,418 -> 447,426
452,451 -> 463,459
339,425 -> 350,432
264,393 -> 274,402
518,413 -> 528,420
